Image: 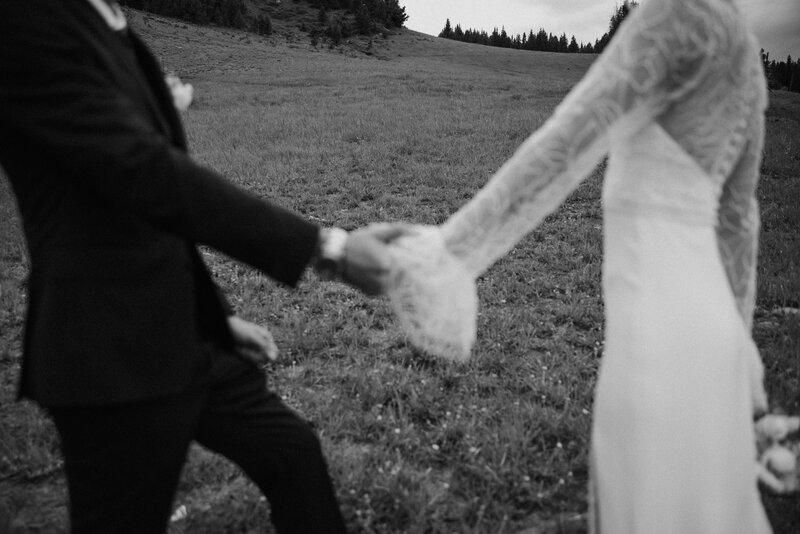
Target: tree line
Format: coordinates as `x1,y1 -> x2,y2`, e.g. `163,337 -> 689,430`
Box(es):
438,1 -> 637,55
313,0 -> 408,45
438,1 -> 799,94
314,0 -> 407,32
119,0 -> 408,38
120,0 -> 251,29
762,51 -> 800,93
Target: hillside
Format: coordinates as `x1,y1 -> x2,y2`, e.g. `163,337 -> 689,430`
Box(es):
122,0 -> 408,49
127,7 -> 595,94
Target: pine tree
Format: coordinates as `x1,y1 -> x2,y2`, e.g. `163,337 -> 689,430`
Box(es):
500,27 -> 510,48
760,49 -> 774,89
439,18 -> 453,39
255,13 -> 272,35
548,33 -> 559,52
608,1 -> 638,41
788,56 -> 799,92
489,27 -> 500,47
385,0 -> 408,28
372,0 -> 387,27
536,29 -> 548,51
355,3 -> 372,34
568,35 -> 579,53
558,33 -> 568,52
592,0 -> 638,53
328,19 -> 343,45
783,55 -> 793,89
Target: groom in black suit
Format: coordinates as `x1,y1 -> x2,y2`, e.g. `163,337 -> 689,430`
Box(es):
0,1 -> 394,532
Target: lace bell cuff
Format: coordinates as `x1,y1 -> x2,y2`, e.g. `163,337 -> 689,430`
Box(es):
385,225 -> 478,362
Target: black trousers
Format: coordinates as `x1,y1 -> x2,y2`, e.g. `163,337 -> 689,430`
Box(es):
49,349 -> 347,534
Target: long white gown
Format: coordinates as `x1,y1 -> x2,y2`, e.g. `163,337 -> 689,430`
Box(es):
388,0 -> 773,531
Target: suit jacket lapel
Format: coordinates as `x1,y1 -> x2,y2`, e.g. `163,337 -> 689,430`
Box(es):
67,1 -> 186,150
128,29 -> 188,150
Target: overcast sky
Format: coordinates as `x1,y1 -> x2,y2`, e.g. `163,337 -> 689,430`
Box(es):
401,0 -> 800,60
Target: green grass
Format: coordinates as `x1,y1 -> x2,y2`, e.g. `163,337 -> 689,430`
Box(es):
2,10 -> 799,533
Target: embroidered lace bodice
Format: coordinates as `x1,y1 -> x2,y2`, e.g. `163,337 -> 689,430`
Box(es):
440,0 -> 766,326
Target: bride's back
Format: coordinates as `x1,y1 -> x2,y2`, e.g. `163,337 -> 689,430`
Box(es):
656,0 -> 767,184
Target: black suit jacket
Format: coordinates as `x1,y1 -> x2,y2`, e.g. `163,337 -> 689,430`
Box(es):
0,1 -> 319,407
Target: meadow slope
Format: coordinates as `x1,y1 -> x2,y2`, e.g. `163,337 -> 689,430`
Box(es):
1,11 -> 798,533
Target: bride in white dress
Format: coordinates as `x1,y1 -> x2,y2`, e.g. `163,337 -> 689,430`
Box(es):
384,0 -> 775,531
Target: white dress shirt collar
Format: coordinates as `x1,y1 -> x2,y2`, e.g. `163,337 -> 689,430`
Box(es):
85,0 -> 128,31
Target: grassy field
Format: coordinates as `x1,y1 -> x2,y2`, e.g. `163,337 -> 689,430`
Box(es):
1,10 -> 799,533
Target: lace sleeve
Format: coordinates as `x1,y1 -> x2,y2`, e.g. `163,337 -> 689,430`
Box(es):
441,0 -> 713,277
717,123 -> 765,329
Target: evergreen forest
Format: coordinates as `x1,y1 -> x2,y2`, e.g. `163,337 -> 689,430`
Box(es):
119,0 -> 408,39
438,1 -> 638,55
438,1 -> 799,94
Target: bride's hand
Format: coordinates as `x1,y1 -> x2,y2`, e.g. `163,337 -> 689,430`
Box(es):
755,414 -> 800,493
227,316 -> 279,364
340,222 -> 415,295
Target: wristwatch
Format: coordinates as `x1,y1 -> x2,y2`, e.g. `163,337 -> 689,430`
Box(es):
314,227 -> 349,280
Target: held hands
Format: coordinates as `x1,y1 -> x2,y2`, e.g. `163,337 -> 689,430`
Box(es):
339,223 -> 411,295
227,223 -> 412,367
315,223 -> 412,296
227,315 -> 279,365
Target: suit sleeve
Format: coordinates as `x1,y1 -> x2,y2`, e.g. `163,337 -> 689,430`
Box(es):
0,8 -> 318,286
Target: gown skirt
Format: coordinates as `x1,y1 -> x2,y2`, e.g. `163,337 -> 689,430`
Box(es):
589,124 -> 772,533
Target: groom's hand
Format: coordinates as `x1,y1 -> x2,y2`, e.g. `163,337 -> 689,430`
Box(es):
314,223 -> 412,295
227,316 -> 279,364
340,223 -> 408,295
340,223 -> 409,295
